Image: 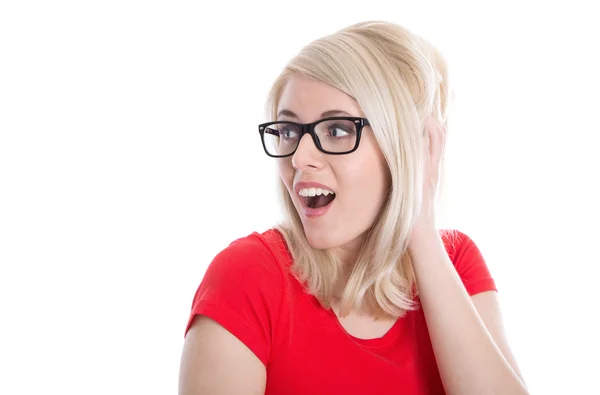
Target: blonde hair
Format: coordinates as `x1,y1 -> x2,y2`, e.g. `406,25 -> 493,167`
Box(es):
265,20 -> 452,318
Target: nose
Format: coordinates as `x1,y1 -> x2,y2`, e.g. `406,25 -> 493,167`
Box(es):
291,132 -> 325,171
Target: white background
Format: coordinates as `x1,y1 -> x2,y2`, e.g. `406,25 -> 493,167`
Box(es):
1,1 -> 599,394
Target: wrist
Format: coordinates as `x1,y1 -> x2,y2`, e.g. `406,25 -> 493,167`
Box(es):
408,226 -> 443,257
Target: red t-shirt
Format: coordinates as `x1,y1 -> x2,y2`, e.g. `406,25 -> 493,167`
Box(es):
185,228 -> 496,395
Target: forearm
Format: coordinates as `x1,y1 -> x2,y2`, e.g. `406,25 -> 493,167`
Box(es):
409,230 -> 528,395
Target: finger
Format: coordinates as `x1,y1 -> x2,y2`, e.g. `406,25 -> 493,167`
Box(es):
426,116 -> 444,162
425,116 -> 445,188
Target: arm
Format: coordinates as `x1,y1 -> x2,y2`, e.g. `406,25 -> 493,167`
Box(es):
178,316 -> 266,395
409,232 -> 527,395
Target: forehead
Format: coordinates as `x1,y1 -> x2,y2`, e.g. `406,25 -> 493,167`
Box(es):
277,74 -> 364,122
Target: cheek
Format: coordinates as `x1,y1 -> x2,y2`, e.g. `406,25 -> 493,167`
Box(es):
343,157 -> 389,201
277,159 -> 294,188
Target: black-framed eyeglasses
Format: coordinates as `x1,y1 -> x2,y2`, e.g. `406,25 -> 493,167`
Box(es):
258,117 -> 370,158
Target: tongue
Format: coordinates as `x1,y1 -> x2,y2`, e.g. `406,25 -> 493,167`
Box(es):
310,194 -> 335,208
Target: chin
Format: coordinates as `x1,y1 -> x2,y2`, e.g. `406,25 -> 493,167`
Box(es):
305,233 -> 335,250
302,223 -> 346,250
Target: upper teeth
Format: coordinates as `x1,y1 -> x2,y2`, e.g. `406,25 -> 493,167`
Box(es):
298,187 -> 334,197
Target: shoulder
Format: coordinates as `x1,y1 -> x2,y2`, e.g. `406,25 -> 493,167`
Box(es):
194,228 -> 291,306
185,228 -> 289,338
207,228 -> 289,276
439,229 -> 496,294
439,229 -> 482,261
181,230 -> 288,375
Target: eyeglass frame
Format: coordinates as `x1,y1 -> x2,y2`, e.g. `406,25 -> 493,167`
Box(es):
258,116 -> 371,158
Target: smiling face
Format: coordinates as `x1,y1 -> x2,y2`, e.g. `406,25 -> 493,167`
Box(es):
277,74 -> 391,262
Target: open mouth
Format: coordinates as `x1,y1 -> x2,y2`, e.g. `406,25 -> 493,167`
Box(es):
299,188 -> 336,209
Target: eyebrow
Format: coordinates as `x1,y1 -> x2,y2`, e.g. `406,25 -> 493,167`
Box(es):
277,109 -> 354,120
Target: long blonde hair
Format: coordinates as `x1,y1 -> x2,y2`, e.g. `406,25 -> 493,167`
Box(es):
265,20 -> 451,318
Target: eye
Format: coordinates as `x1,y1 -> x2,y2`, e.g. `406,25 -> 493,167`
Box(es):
281,127 -> 299,139
328,125 -> 351,137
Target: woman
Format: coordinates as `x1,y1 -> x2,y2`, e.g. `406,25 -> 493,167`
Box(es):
179,20 -> 527,395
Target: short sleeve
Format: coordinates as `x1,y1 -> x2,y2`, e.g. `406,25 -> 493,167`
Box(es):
184,233 -> 284,366
443,230 -> 497,296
